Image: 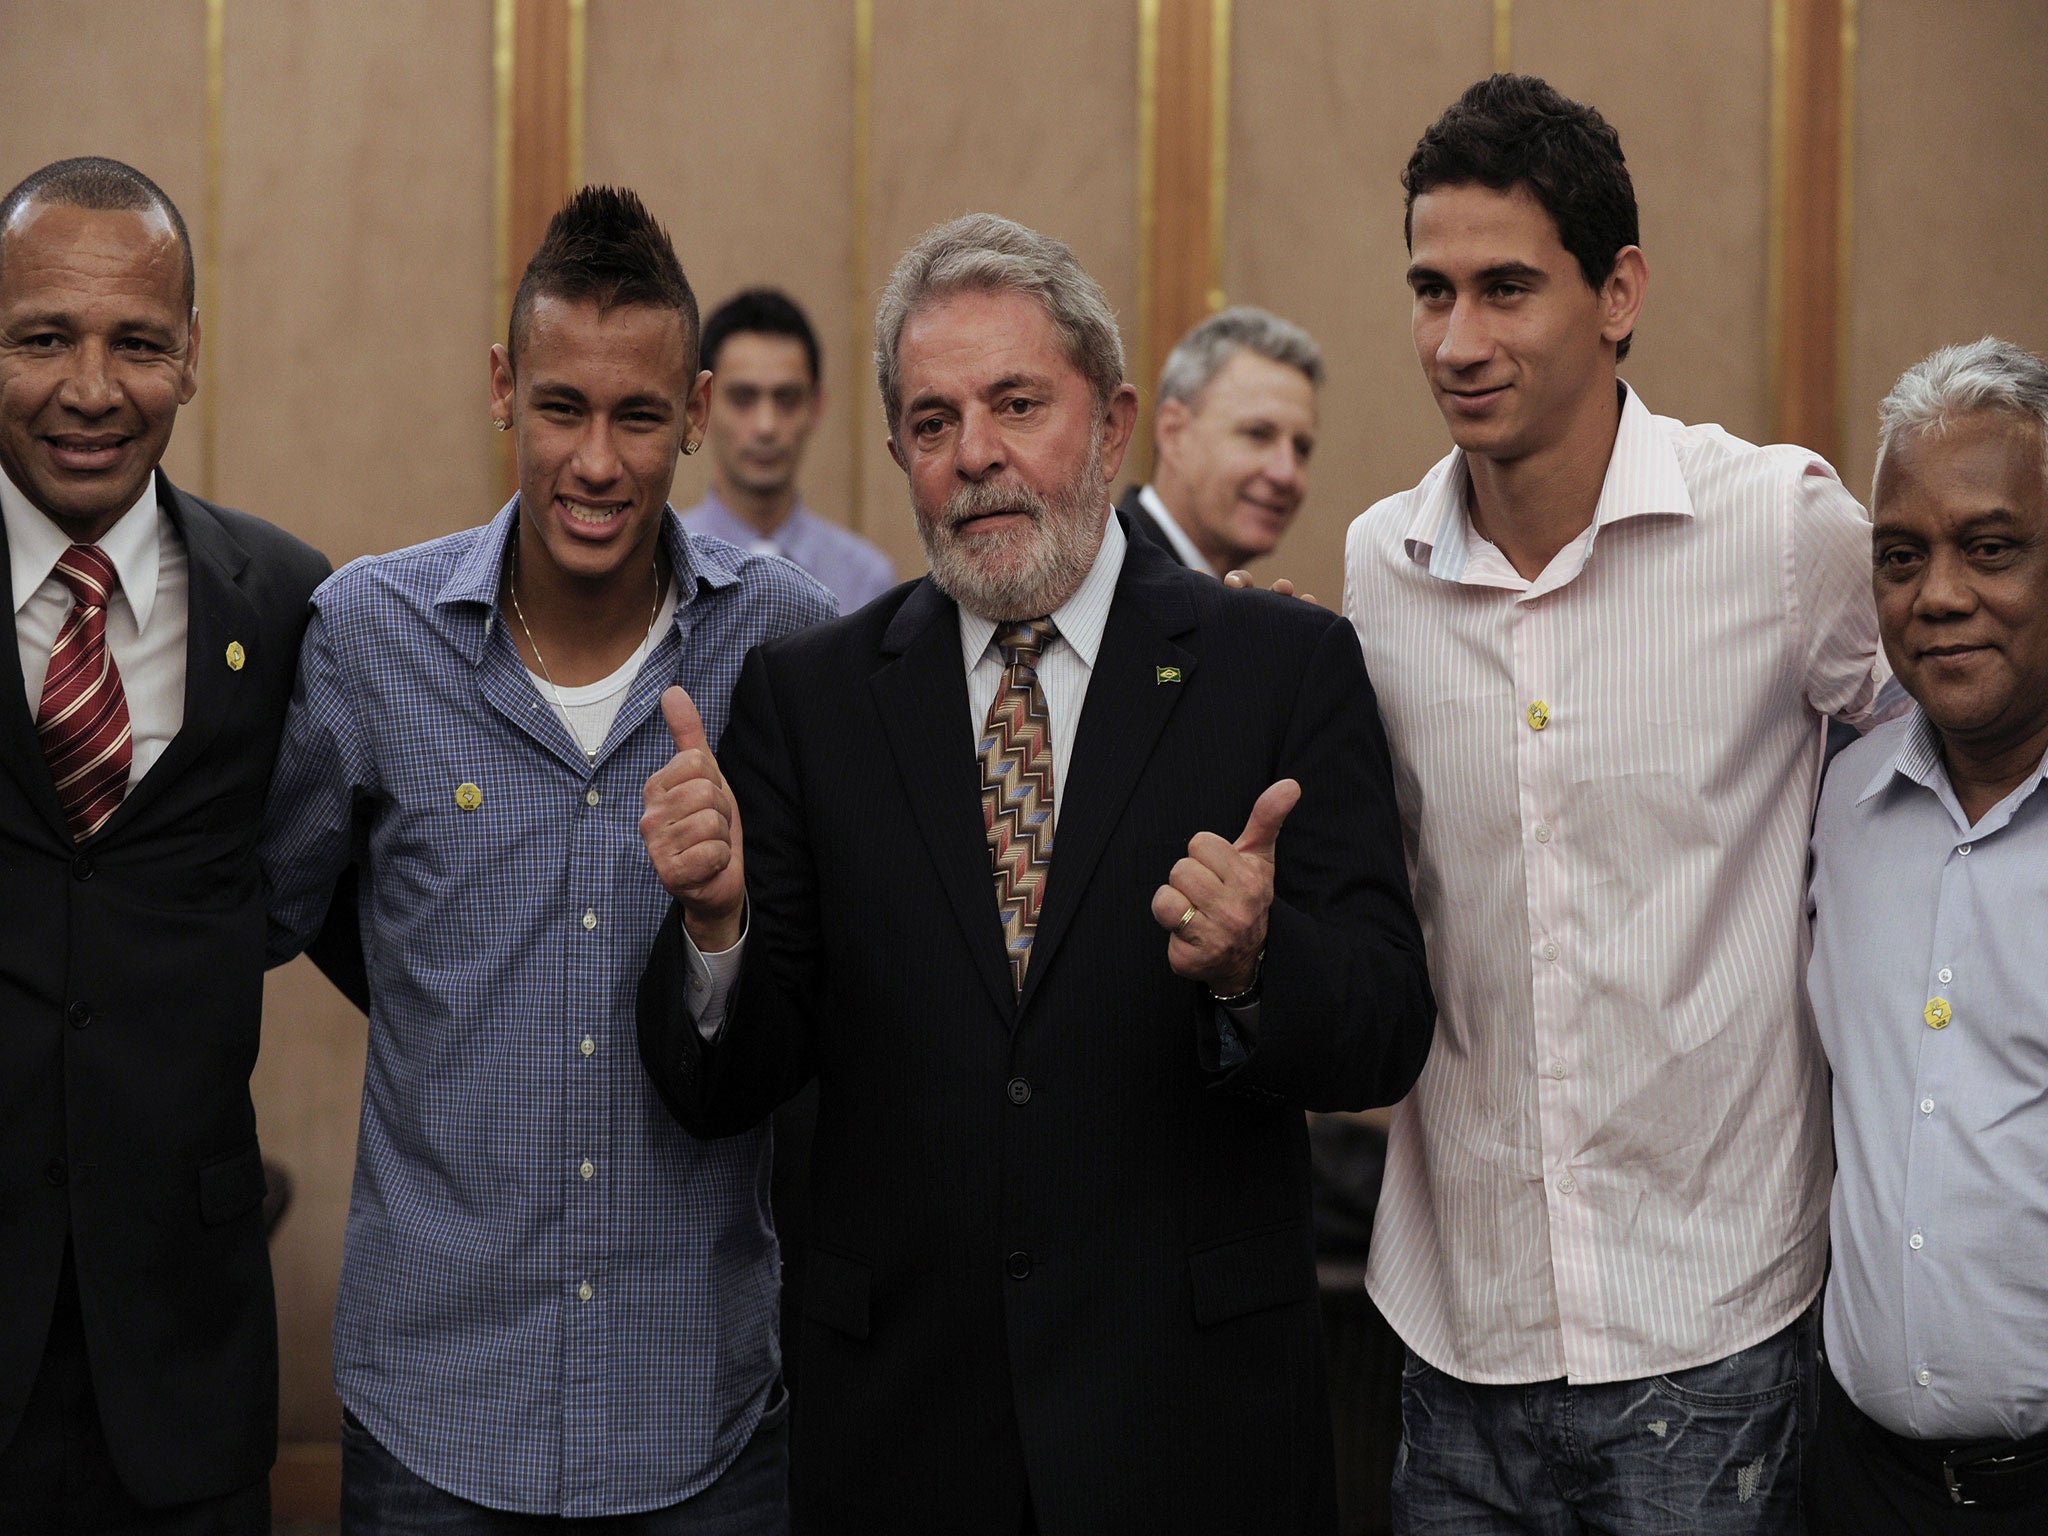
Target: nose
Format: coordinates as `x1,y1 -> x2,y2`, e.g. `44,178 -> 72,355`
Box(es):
568,416 -> 623,487
55,338 -> 120,417
1261,440 -> 1306,501
1912,547 -> 1976,619
1435,295 -> 1493,373
954,405 -> 1006,482
746,394 -> 781,440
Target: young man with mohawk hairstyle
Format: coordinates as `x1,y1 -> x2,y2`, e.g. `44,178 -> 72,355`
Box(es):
262,186 -> 833,1533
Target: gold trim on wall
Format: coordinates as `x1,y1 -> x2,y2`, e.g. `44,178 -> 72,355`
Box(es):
1766,0 -> 1791,431
1834,0 -> 1858,455
566,0 -> 587,192
850,0 -> 874,534
1205,0 -> 1230,314
1493,0 -> 1513,74
493,0 -> 516,343
1135,0 -> 1161,409
201,0 -> 225,499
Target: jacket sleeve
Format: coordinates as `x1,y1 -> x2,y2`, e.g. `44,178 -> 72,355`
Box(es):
638,644 -> 823,1137
1217,612 -> 1435,1111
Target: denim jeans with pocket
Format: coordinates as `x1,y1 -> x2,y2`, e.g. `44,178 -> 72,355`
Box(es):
1392,1302 -> 1817,1535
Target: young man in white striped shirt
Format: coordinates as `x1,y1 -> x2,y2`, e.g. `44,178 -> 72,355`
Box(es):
1343,74 -> 1888,1533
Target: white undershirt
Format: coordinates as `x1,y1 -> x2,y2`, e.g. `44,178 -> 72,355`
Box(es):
3,462 -> 188,786
1137,483 -> 1215,576
524,578 -> 680,759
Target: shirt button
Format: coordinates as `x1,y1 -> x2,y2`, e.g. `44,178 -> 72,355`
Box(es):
1549,1059 -> 1567,1079
1909,1232 -> 1924,1250
1917,1368 -> 1932,1386
1557,1174 -> 1576,1194
1937,967 -> 1952,984
586,789 -> 601,807
1007,1077 -> 1032,1105
66,1000 -> 91,1030
578,1280 -> 594,1302
1534,824 -> 1552,844
580,1159 -> 596,1181
580,1036 -> 596,1057
1006,1250 -> 1033,1280
1540,940 -> 1559,962
582,909 -> 598,931
1526,700 -> 1550,731
1959,844 -> 1972,856
1920,1098 -> 1934,1115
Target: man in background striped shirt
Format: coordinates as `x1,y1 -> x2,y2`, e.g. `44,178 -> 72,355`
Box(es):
1343,74 -> 1887,1533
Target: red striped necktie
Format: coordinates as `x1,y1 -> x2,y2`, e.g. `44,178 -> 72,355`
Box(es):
978,618 -> 1058,994
37,544 -> 134,841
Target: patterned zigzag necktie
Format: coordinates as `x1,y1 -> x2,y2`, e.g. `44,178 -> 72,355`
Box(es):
37,544 -> 134,842
978,618 -> 1058,994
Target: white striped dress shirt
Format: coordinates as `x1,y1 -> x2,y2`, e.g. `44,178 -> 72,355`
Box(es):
1345,386 -> 1888,1385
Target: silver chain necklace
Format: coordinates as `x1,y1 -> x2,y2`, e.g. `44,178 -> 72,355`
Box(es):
507,541 -> 663,763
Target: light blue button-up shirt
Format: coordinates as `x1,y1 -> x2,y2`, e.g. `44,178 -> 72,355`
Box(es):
1809,705 -> 2048,1440
262,501 -> 834,1515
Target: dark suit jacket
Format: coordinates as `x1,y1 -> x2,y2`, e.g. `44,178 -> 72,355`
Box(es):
640,523 -> 1433,1535
1117,482 -> 1199,569
0,473 -> 328,1504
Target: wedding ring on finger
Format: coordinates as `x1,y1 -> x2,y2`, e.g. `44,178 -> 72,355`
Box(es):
1175,904 -> 1198,935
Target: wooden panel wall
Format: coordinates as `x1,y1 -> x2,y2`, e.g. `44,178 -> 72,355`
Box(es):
6,0 -> 2047,1474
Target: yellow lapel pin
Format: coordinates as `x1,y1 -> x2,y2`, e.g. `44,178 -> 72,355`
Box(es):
225,640 -> 246,671
1155,666 -> 1183,685
455,783 -> 483,812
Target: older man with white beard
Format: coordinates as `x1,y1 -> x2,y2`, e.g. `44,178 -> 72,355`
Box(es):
631,213 -> 1434,1535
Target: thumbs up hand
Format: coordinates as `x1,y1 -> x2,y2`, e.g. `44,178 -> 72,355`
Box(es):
641,686 -> 746,950
1151,778 -> 1300,995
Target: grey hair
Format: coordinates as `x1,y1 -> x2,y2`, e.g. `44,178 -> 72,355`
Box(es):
874,213 -> 1125,436
1156,306 -> 1323,409
1876,337 -> 2048,493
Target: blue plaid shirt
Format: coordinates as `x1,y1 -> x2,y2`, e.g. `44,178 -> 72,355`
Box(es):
262,502 -> 834,1516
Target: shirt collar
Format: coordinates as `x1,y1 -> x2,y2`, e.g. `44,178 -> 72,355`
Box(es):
690,486 -> 810,554
436,496 -> 728,664
957,509 -> 1126,676
1859,702 -> 2048,834
2,459 -> 164,629
1402,383 -> 1695,588
1136,483 -> 1214,576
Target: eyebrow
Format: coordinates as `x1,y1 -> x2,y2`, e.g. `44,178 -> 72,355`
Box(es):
1404,260 -> 1546,287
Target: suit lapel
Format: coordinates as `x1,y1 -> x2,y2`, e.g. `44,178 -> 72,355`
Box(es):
112,476 -> 259,831
0,515 -> 71,841
870,579 -> 1018,1021
1020,535 -> 1197,1013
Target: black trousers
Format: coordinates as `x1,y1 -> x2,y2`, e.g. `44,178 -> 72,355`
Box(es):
1806,1364 -> 2048,1535
0,1244 -> 269,1536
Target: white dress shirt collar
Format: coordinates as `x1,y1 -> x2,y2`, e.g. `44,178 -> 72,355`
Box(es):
1401,383 -> 1696,596
2,461 -> 165,630
955,509 -> 1126,674
1136,483 -> 1213,575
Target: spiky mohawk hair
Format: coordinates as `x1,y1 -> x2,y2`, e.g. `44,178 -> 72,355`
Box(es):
507,184 -> 698,369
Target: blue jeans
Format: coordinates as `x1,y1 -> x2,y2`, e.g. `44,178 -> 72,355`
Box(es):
340,1388 -> 789,1535
1392,1304 -> 1817,1535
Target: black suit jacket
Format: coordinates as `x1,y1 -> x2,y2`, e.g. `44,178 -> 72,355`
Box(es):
0,473 -> 328,1504
640,523 -> 1433,1534
1116,482 -> 1199,570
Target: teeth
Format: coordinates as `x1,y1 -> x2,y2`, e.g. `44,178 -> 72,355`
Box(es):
562,501 -> 624,524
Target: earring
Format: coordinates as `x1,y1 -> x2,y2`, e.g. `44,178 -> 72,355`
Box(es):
492,418 -> 510,432
682,437 -> 700,456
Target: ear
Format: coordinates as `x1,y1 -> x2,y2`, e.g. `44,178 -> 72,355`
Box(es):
886,431 -> 906,474
806,381 -> 828,428
176,310 -> 202,406
488,343 -> 516,426
684,367 -> 713,441
1153,395 -> 1191,461
1600,246 -> 1648,350
1097,382 -> 1141,484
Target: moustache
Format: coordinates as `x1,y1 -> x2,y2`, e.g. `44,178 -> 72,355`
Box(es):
940,480 -> 1048,530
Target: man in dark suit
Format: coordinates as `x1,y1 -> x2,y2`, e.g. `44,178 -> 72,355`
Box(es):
0,158 -> 328,1533
1118,306 -> 1322,578
636,214 -> 1432,1534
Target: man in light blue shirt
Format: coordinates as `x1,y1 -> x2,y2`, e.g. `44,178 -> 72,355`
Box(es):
683,288 -> 895,612
1806,337 -> 2048,1532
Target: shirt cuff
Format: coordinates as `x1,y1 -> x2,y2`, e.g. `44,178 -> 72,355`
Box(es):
682,913 -> 748,1042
